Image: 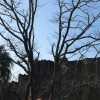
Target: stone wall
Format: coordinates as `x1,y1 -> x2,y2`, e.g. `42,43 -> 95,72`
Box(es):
61,57 -> 100,100
0,58 -> 100,100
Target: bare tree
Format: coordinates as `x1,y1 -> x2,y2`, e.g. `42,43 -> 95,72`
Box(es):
0,0 -> 39,100
50,0 -> 100,100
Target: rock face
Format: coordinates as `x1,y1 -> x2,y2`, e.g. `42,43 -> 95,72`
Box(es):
0,58 -> 100,100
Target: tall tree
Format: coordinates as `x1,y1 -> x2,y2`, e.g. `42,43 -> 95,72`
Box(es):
51,0 -> 100,100
0,45 -> 13,82
0,0 -> 39,100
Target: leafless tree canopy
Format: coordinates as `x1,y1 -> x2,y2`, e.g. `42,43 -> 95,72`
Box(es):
0,0 -> 39,74
52,0 -> 100,60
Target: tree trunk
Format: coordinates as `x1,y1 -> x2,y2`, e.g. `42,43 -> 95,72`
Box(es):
30,61 -> 36,100
25,81 -> 30,100
50,57 -> 61,100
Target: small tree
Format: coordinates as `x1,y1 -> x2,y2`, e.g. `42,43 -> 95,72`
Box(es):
51,0 -> 100,100
0,45 -> 13,82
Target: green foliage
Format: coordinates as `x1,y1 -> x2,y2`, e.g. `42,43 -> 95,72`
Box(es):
0,45 -> 13,82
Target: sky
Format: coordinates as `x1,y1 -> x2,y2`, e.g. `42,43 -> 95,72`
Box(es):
34,0 -> 56,60
0,0 -> 57,80
0,0 -> 100,81
32,0 -> 100,60
20,0 -> 58,61
11,0 -> 58,80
